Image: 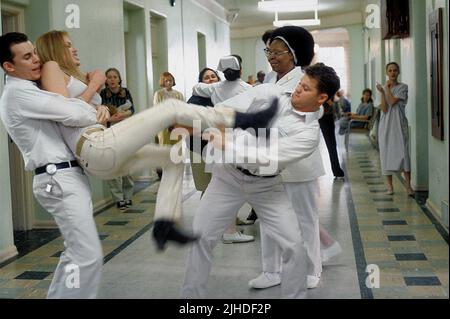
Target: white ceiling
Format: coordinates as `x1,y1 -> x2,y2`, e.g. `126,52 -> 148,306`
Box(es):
223,0 -> 365,29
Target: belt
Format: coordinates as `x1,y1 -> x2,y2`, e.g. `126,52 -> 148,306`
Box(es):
235,166 -> 278,178
76,128 -> 104,157
35,161 -> 80,175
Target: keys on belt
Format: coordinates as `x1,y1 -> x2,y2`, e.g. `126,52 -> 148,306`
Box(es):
34,161 -> 80,176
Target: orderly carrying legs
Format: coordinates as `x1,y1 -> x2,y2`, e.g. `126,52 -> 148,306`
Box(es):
33,168 -> 103,299
181,165 -> 308,299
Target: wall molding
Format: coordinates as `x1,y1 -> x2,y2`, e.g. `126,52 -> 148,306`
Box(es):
0,245 -> 18,264
426,198 -> 449,229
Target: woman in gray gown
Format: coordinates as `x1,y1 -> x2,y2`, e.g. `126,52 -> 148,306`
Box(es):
376,62 -> 414,196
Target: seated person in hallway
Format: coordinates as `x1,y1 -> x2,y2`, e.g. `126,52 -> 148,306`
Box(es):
335,89 -> 351,117
101,67 -> 136,210
338,88 -> 374,135
181,63 -> 341,299
33,30 -> 279,251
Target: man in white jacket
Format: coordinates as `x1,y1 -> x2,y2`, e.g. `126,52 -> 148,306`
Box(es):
181,63 -> 341,299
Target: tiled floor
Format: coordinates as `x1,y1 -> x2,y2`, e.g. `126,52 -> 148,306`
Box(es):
0,131 -> 448,299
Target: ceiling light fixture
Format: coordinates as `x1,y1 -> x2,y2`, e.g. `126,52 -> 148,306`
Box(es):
258,0 -> 318,13
273,9 -> 321,27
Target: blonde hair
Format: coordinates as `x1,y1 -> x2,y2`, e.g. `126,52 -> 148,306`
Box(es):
159,71 -> 176,87
36,30 -> 86,83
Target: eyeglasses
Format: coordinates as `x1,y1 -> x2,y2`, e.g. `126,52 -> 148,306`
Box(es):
264,48 -> 290,57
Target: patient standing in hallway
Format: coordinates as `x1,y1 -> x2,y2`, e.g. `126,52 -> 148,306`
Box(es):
376,62 -> 414,196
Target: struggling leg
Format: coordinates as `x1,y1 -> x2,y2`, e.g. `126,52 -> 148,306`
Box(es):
118,143 -> 197,250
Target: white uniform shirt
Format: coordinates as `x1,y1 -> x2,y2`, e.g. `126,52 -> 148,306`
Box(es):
0,76 -> 97,170
57,76 -> 103,156
264,67 -> 325,182
192,79 -> 252,106
218,84 -> 323,176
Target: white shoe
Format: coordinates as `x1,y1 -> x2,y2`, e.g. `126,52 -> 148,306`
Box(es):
222,231 -> 255,244
321,241 -> 342,263
248,272 -> 281,289
307,273 -> 321,289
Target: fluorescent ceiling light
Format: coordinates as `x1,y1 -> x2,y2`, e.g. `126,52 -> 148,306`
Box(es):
273,19 -> 321,27
258,0 -> 318,13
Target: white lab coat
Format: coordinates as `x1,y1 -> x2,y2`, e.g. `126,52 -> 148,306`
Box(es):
181,83 -> 323,299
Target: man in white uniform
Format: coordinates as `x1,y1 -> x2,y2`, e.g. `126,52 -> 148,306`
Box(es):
0,32 -> 106,298
180,63 -> 341,299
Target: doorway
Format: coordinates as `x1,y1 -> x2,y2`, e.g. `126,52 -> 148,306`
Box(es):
124,2 -> 148,113
150,12 -> 168,102
1,4 -> 35,231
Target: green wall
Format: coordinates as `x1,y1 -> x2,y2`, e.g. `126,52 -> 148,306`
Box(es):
426,0 -> 449,225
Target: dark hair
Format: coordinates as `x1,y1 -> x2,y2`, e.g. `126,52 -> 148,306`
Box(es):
105,67 -> 122,86
262,30 -> 274,45
223,54 -> 242,82
361,88 -> 373,103
386,62 -> 400,73
0,32 -> 29,68
198,68 -> 220,83
269,26 -> 315,67
304,63 -> 340,100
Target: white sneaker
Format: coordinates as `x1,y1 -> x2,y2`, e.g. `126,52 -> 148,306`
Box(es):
307,273 -> 321,289
248,272 -> 281,289
321,241 -> 342,263
222,231 -> 255,244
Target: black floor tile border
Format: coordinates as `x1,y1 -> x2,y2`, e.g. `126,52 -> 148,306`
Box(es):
103,223 -> 153,264
394,173 -> 449,245
388,235 -> 416,241
15,271 -> 52,281
341,157 -> 374,299
1,181 -> 154,269
383,220 -> 408,226
395,253 -> 427,261
404,276 -> 442,286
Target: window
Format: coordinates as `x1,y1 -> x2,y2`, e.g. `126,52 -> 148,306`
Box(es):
316,46 -> 348,95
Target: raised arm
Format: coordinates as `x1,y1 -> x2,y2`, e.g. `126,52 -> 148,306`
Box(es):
192,82 -> 220,98
82,70 -> 106,103
40,61 -> 70,98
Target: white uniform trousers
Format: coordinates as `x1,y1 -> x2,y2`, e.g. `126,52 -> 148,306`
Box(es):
117,143 -> 184,221
180,165 -> 308,299
76,99 -> 234,221
33,168 -> 103,299
261,180 -> 321,276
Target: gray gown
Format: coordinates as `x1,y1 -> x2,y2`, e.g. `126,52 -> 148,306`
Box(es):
378,83 -> 411,175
